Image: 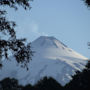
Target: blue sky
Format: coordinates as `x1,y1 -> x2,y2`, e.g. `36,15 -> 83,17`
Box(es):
4,0 -> 90,58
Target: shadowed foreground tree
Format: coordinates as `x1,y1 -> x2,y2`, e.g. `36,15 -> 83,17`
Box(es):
65,60 -> 90,90
84,0 -> 90,6
0,78 -> 23,90
0,0 -> 33,69
34,77 -> 63,90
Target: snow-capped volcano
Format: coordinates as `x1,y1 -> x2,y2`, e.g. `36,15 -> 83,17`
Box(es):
0,36 -> 88,86
32,36 -> 86,59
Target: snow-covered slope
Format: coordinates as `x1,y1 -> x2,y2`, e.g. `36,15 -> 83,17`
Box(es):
0,36 -> 88,86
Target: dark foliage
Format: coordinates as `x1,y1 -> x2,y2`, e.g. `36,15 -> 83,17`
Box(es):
22,84 -> 33,90
0,0 -> 33,10
65,60 -> 90,90
84,0 -> 90,6
0,0 -> 33,69
34,77 -> 63,90
0,78 -> 23,90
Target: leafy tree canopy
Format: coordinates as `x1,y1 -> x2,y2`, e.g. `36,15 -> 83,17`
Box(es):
0,0 -> 33,70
